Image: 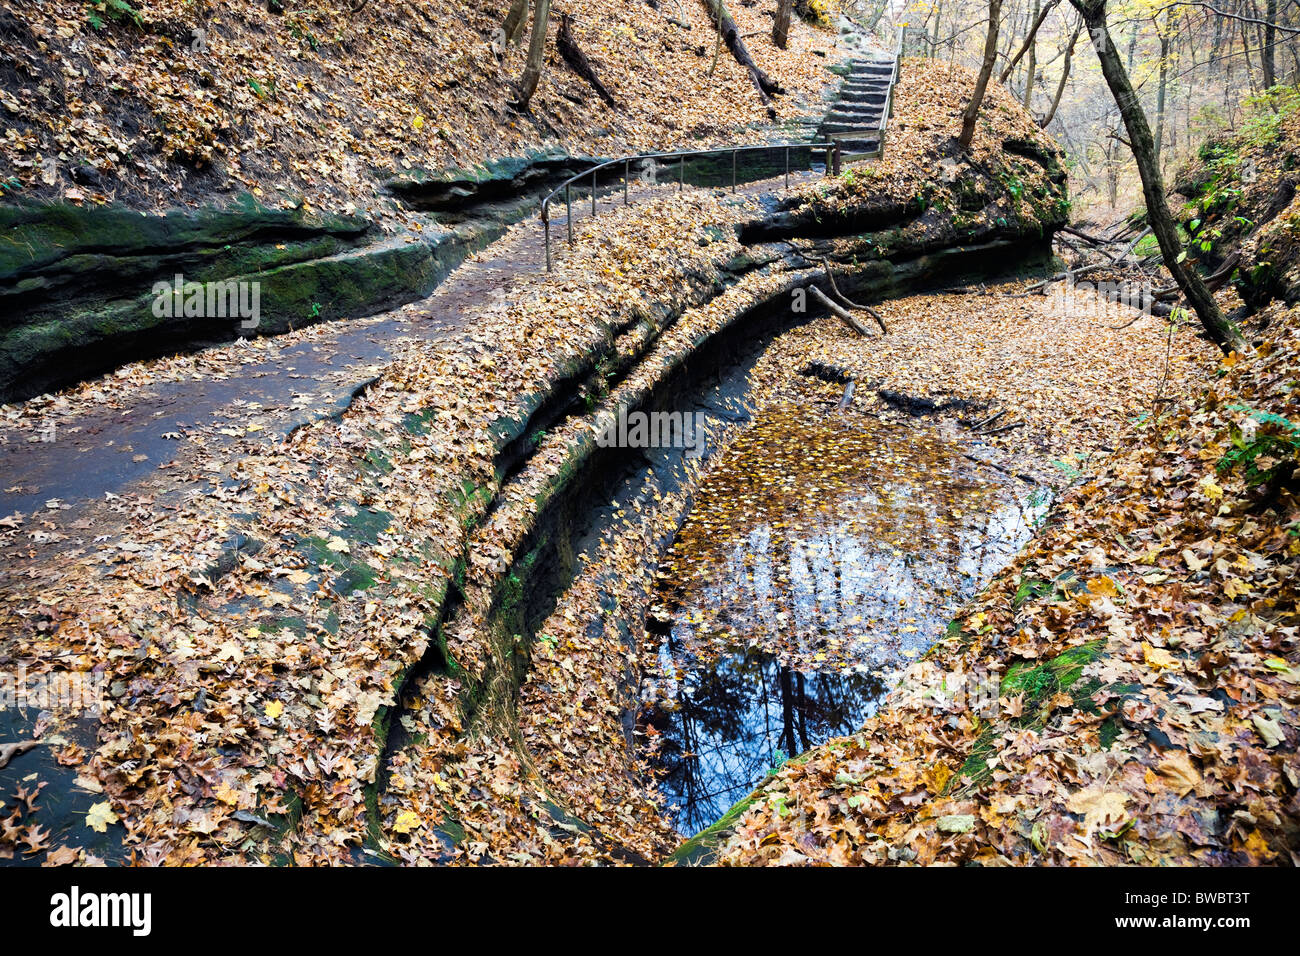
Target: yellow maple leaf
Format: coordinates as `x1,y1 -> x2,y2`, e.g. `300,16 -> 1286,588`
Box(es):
85,801 -> 118,833
392,810 -> 423,834
265,700 -> 284,720
1065,788 -> 1129,835
1142,642 -> 1178,669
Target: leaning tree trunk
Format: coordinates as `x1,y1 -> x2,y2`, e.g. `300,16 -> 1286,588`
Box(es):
1069,0 -> 1246,354
513,0 -> 552,110
773,0 -> 793,49
1040,16 -> 1082,127
702,0 -> 784,117
959,0 -> 1002,148
503,0 -> 529,46
1000,0 -> 1057,83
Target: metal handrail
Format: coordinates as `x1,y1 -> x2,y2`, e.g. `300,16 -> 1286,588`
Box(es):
538,27 -> 907,270
539,141 -> 837,271
874,26 -> 906,154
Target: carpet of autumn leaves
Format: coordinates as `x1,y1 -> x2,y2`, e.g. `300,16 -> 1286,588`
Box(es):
0,0 -> 839,215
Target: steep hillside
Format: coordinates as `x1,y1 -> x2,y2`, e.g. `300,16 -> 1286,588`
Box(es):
0,0 -> 840,215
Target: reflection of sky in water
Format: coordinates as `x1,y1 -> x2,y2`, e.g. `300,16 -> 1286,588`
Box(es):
640,411 -> 1041,835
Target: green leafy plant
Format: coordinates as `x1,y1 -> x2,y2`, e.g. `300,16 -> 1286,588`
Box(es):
765,749 -> 789,777
1217,404 -> 1300,486
84,0 -> 142,30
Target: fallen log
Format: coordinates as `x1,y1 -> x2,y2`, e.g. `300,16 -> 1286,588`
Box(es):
877,389 -> 978,415
798,361 -> 855,384
557,13 -> 619,108
702,0 -> 783,117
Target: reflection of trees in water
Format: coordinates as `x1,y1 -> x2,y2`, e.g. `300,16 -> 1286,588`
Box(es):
645,415 -> 1036,834
644,640 -> 885,836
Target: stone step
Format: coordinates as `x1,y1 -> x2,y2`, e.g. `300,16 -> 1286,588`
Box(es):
821,120 -> 882,134
827,103 -> 884,120
849,65 -> 894,77
840,89 -> 888,105
843,78 -> 891,91
832,137 -> 882,154
830,97 -> 886,111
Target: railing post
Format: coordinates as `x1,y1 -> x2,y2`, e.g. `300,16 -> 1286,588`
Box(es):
566,184 -> 573,245
784,146 -> 790,192
544,216 -> 551,271
592,169 -> 597,216
624,158 -> 629,205
679,154 -> 684,191
731,149 -> 737,193
832,144 -> 841,177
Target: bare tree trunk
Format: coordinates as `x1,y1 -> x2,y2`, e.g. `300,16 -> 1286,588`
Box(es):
773,0 -> 793,49
513,0 -> 552,110
503,0 -> 529,46
1000,0 -> 1058,83
1070,0 -> 1246,354
959,0 -> 1003,149
1040,16 -> 1082,126
1023,0 -> 1040,109
1264,0 -> 1278,86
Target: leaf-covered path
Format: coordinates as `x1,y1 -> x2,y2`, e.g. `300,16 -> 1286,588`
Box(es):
1,171 -> 824,531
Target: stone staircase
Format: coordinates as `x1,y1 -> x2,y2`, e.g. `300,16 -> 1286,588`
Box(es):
816,50 -> 898,157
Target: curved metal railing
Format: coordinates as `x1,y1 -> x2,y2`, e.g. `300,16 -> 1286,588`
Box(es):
537,26 -> 906,271
539,142 -> 837,270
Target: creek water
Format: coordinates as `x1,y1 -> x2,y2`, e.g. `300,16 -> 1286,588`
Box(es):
638,406 -> 1041,835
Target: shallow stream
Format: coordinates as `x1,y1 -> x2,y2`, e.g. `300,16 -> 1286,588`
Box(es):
638,407 -> 1040,834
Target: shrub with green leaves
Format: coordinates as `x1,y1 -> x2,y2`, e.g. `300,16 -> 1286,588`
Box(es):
84,0 -> 142,30
1217,404 -> 1300,486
